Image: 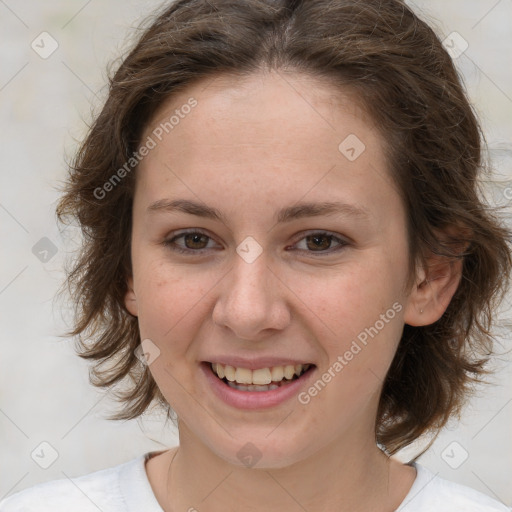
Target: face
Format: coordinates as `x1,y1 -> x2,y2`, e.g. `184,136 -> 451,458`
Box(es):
125,70 -> 418,468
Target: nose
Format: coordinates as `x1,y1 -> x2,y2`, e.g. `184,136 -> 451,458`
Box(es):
211,251 -> 291,340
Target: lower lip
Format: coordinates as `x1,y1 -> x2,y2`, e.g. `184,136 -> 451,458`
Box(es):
200,362 -> 316,410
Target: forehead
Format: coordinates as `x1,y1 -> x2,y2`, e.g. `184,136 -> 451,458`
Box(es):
136,70 -> 400,225
144,70 -> 376,151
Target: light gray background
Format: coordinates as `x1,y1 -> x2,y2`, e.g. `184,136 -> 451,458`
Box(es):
1,0 -> 511,506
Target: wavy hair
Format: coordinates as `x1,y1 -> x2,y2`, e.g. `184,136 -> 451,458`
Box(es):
56,0 -> 512,454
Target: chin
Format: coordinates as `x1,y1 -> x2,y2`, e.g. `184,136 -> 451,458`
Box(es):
204,432 -> 315,470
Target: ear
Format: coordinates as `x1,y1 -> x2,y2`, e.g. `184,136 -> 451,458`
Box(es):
124,276 -> 139,317
403,228 -> 470,327
403,258 -> 462,326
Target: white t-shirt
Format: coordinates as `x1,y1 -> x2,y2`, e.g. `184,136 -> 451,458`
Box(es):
0,451 -> 509,511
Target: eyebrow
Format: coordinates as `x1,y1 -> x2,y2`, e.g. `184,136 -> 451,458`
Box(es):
147,198 -> 370,224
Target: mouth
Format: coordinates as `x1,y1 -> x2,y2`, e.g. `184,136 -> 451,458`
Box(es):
207,361 -> 315,392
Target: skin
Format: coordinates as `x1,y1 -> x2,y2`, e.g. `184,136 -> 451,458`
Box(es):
124,70 -> 463,512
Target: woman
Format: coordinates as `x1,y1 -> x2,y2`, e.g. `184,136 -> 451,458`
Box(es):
2,0 -> 510,510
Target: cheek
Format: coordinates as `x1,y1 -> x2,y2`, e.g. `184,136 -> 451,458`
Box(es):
299,257 -> 402,336
134,258 -> 214,351
133,260 -> 216,404
297,256 -> 405,390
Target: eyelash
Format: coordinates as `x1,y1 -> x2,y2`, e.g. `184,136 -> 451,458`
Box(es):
162,229 -> 349,256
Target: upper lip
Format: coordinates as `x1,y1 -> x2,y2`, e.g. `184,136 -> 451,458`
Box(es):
203,356 -> 315,370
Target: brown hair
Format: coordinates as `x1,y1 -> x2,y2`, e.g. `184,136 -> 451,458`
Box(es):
56,0 -> 512,455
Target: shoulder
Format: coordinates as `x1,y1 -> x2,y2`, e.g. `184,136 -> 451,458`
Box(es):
0,454 -> 144,512
397,462 -> 511,512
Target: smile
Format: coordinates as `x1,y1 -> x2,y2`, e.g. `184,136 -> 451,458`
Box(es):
209,362 -> 313,392
210,363 -> 311,391
200,359 -> 317,409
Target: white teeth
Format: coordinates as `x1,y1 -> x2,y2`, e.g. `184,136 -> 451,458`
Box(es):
284,365 -> 295,380
271,366 -> 284,381
224,365 -> 236,382
227,382 -> 281,392
211,362 -> 311,385
235,367 -> 252,384
252,368 -> 272,385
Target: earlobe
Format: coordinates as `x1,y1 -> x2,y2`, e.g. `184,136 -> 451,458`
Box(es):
403,256 -> 464,327
124,276 -> 139,317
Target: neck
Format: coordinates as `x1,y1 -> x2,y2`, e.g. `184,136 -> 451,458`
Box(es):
160,424 -> 411,512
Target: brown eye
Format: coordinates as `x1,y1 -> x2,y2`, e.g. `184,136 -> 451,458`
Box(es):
163,230 -> 217,254
291,231 -> 348,255
305,234 -> 333,251
182,233 -> 209,250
